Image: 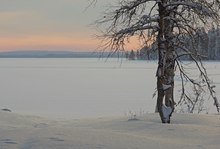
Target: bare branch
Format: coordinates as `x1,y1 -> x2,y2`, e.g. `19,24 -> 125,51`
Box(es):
94,0 -> 220,122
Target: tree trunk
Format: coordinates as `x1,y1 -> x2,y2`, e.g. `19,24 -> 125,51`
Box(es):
156,1 -> 175,123
156,55 -> 175,123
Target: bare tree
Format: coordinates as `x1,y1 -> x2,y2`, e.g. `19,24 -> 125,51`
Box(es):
94,0 -> 220,123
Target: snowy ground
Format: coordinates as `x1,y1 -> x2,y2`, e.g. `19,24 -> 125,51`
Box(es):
0,111 -> 220,149
0,58 -> 220,148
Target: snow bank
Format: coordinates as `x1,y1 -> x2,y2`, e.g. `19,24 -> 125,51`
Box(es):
0,111 -> 219,149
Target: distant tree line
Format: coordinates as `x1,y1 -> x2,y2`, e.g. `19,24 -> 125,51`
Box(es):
125,50 -> 140,60
126,27 -> 220,61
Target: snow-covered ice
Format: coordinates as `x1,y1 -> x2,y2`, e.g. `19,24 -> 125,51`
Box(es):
0,58 -> 219,118
0,58 -> 157,118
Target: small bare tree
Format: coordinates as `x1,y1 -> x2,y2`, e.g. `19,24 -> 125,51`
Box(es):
93,0 -> 220,123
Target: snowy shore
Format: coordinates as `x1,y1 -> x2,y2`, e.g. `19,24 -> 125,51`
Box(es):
0,111 -> 219,149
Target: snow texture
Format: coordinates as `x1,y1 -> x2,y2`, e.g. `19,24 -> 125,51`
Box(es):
0,111 -> 220,149
162,104 -> 172,122
0,58 -> 220,149
162,84 -> 172,90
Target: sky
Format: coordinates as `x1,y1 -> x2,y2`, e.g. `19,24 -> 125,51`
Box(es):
0,0 -> 122,52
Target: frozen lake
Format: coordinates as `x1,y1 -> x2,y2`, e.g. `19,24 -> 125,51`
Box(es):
0,58 -> 219,119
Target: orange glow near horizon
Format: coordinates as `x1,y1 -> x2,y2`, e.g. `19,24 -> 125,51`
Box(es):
0,1 -> 151,52
0,35 -> 100,51
0,35 -> 144,52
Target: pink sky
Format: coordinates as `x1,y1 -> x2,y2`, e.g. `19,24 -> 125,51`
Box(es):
0,0 -> 141,52
0,35 -> 99,51
0,0 -> 103,51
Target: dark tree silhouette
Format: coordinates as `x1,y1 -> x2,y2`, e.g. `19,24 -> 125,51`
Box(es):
129,50 -> 136,60
93,0 -> 220,123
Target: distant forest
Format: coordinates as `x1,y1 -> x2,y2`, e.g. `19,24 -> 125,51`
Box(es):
126,27 -> 220,60
0,51 -> 124,58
